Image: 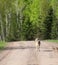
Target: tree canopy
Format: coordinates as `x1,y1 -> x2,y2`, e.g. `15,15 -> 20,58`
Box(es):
0,0 -> 58,41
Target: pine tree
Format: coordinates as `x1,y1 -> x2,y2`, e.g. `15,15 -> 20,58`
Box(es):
43,6 -> 53,39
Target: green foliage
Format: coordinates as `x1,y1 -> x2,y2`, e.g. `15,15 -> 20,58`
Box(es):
0,41 -> 6,49
47,40 -> 58,42
0,0 -> 58,41
51,18 -> 58,39
43,6 -> 53,39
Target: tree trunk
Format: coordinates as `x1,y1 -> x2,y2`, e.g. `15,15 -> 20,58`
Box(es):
0,14 -> 5,41
20,10 -> 23,40
5,13 -> 8,41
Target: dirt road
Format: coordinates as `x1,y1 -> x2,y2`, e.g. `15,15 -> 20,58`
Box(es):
0,41 -> 58,65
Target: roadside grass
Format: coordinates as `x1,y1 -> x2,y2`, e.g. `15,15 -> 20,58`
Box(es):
0,41 -> 6,50
47,40 -> 58,43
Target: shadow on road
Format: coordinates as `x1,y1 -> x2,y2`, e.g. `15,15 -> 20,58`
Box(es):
0,46 -> 36,50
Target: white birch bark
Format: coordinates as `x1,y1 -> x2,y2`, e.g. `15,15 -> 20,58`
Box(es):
8,13 -> 11,35
5,13 -> 8,40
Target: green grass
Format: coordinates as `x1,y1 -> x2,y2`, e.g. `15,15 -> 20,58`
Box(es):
47,40 -> 58,43
0,41 -> 6,50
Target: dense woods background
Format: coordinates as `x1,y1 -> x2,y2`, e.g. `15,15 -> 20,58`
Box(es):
0,0 -> 58,41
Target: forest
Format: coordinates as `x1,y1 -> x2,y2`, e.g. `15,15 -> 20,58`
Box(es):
0,0 -> 58,41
